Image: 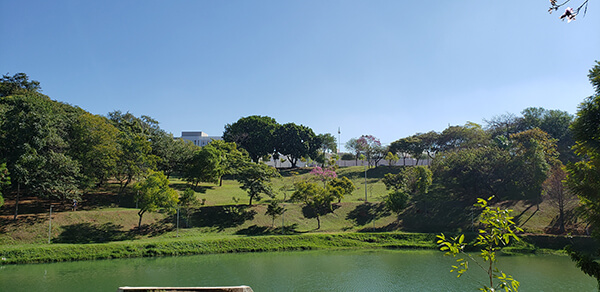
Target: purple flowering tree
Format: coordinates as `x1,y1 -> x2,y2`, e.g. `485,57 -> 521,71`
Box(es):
356,135 -> 386,167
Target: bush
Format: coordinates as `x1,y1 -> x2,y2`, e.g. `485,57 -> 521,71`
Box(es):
385,191 -> 409,214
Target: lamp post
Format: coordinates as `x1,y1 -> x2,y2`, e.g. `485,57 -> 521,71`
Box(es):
360,154 -> 367,202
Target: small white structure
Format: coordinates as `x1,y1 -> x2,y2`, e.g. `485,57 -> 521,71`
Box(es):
180,131 -> 222,147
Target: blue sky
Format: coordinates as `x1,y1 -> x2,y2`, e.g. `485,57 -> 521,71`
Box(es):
2,1 -> 599,149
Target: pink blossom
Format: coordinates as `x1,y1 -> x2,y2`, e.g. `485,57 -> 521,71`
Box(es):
560,7 -> 576,22
310,166 -> 337,182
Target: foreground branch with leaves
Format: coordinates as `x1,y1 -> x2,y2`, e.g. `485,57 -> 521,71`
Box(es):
437,197 -> 523,292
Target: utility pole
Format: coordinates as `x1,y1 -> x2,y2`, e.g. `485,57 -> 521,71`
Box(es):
338,127 -> 341,155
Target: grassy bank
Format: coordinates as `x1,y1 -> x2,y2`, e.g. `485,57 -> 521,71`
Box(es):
0,232 -> 437,265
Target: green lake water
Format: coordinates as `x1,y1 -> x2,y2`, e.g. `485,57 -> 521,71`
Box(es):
0,249 -> 596,291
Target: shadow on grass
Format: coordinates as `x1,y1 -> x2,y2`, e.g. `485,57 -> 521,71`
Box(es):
346,202 -> 391,226
0,214 -> 47,233
544,209 -> 580,235
191,205 -> 257,231
358,221 -> 402,232
339,166 -> 405,180
134,218 -> 175,237
169,181 -> 214,193
399,199 -> 476,233
235,224 -> 301,236
54,222 -> 136,243
279,168 -> 311,177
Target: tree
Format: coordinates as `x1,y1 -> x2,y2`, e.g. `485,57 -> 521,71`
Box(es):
543,162 -> 577,234
520,107 -> 575,163
382,166 -> 432,214
236,162 -> 280,205
310,166 -> 337,186
565,61 -> 600,288
432,146 -> 512,201
133,170 -> 179,228
179,188 -> 197,227
274,123 -> 319,168
485,113 -> 523,139
108,111 -> 158,194
265,200 -> 285,227
385,191 -> 410,215
437,197 -> 522,292
355,135 -> 385,167
385,152 -> 399,166
184,144 -> 223,189
0,73 -> 42,97
345,138 -> 362,165
70,113 -> 120,188
0,162 -> 10,207
327,176 -> 356,200
209,139 -> 251,186
164,138 -> 197,179
316,133 -> 337,167
438,122 -> 489,152
113,132 -> 155,194
389,135 -> 426,165
509,128 -> 558,202
223,115 -> 279,163
0,93 -> 82,218
291,180 -> 337,230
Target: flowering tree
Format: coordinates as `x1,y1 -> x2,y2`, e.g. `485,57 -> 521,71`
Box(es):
548,0 -> 589,22
356,135 -> 386,167
310,166 -> 337,186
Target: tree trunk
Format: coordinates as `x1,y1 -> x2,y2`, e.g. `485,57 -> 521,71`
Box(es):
138,209 -> 145,228
559,205 -> 566,234
13,183 -> 20,220
248,195 -> 253,206
316,215 -> 321,230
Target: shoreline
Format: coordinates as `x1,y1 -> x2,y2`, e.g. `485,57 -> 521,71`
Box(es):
0,232 -> 587,265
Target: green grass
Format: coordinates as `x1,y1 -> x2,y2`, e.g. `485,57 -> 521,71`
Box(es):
0,232 -> 437,265
0,165 -> 589,264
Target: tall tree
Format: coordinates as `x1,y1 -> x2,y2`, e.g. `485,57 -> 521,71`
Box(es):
0,73 -> 41,97
0,93 -> 81,218
389,135 -> 426,165
274,123 -> 318,168
509,128 -> 558,202
0,162 -> 10,207
315,133 -> 337,167
70,113 -> 120,188
565,61 -> 600,288
437,122 -> 489,152
345,138 -> 362,165
432,146 -> 512,201
223,115 -> 279,163
184,144 -> 223,189
521,107 -> 575,163
207,139 -> 250,186
108,111 -> 157,194
543,162 -> 577,234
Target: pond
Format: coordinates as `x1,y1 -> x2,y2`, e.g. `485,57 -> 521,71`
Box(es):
0,249 -> 595,291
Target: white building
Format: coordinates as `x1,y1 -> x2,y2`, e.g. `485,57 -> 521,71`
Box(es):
180,131 -> 222,147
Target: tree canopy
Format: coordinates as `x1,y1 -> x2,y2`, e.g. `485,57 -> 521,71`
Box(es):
223,115 -> 279,163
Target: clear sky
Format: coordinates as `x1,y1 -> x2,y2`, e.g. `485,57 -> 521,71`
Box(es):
2,1 -> 599,149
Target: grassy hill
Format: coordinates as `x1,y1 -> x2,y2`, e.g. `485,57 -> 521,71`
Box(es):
0,166 -> 586,247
